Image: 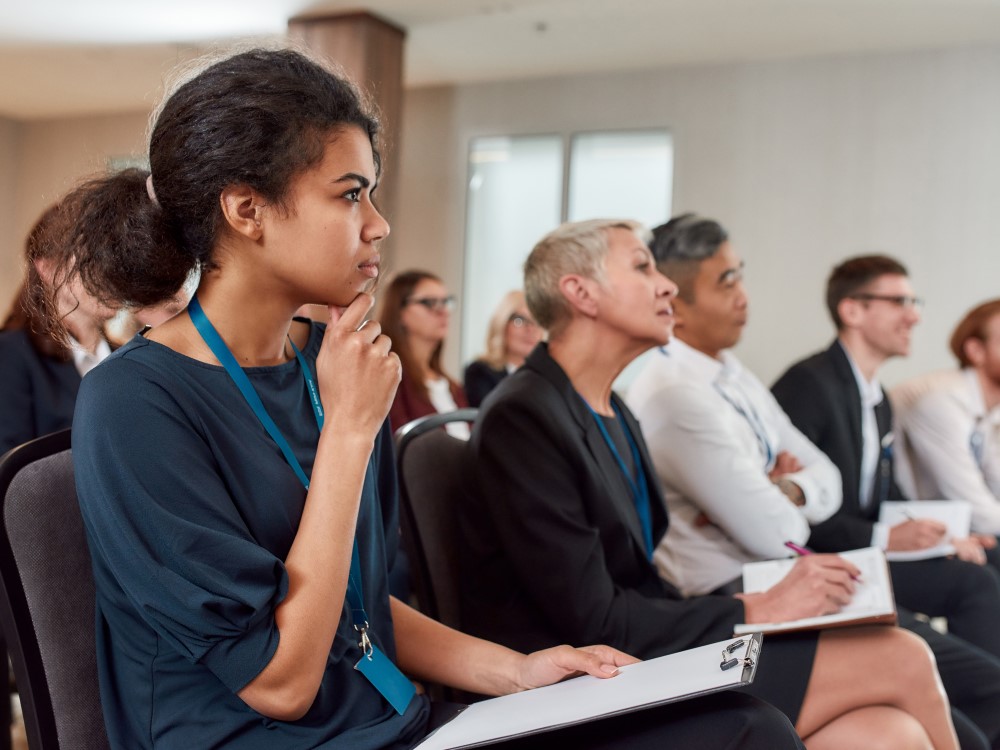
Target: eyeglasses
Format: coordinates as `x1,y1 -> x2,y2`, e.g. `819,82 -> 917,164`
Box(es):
406,295 -> 456,312
508,313 -> 538,329
849,294 -> 924,310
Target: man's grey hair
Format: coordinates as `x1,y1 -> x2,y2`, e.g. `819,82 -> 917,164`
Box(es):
649,214 -> 729,302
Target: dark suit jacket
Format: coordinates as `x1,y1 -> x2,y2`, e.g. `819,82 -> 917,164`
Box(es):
771,339 -> 905,551
0,328 -> 82,455
463,360 -> 508,408
459,343 -> 743,659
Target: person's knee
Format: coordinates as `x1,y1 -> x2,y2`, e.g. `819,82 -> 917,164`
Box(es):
864,712 -> 931,750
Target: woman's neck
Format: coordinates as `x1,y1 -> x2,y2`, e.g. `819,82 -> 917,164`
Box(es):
153,269 -> 306,367
408,336 -> 439,382
548,325 -> 640,416
64,313 -> 102,354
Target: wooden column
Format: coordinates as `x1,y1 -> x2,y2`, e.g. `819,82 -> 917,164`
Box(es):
289,12 -> 406,250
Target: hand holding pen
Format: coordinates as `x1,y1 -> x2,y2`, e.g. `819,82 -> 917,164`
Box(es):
738,546 -> 860,624
785,541 -> 862,583
887,509 -> 947,552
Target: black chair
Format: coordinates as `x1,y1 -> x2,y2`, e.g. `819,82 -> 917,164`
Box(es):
394,409 -> 477,631
0,429 -> 109,749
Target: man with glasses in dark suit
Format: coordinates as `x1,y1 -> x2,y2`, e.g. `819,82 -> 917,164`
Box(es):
772,255 -> 1000,747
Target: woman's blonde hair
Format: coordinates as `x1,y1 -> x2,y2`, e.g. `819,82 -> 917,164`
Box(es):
480,290 -> 529,369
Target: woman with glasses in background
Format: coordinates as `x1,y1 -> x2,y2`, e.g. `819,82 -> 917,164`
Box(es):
464,290 -> 543,408
378,270 -> 469,438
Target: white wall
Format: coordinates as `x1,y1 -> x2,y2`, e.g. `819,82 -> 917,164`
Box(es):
394,44 -> 1000,388
0,117 -> 22,314
1,112 -> 148,309
3,44 -> 999,392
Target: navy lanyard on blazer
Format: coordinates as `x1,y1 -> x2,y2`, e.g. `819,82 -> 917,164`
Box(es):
188,296 -> 415,716
585,400 -> 655,559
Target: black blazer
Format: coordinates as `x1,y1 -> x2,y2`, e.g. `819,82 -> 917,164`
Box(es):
463,360 -> 508,408
459,344 -> 743,659
0,329 -> 82,455
771,340 -> 905,551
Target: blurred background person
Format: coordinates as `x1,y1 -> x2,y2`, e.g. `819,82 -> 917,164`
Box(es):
893,298 -> 1000,536
464,289 -> 542,407
379,269 -> 469,438
0,202 -> 116,454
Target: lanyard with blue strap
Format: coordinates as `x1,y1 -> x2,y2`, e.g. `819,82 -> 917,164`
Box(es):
584,399 -> 655,559
188,295 -> 415,716
712,382 -> 776,470
657,347 -> 775,470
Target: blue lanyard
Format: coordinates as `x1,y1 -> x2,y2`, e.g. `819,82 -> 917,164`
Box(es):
712,382 -> 775,470
971,419 -> 986,469
585,400 -> 655,559
187,295 -> 370,631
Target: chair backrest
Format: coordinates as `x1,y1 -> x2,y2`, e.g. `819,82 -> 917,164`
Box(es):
395,409 -> 477,631
0,429 -> 109,750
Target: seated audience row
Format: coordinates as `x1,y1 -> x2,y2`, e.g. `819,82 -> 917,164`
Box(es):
459,218 -> 960,749
30,47 -> 814,749
623,215 -> 1000,748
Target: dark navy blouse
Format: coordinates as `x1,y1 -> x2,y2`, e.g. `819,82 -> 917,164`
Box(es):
72,324 -> 429,749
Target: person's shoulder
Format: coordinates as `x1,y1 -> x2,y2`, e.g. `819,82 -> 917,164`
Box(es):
893,369 -> 970,416
78,335 -> 191,406
773,346 -> 834,390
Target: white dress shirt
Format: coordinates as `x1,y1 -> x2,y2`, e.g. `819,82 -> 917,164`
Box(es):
892,368 -> 1000,534
843,347 -> 891,549
625,339 -> 842,596
426,377 -> 471,440
69,336 -> 111,378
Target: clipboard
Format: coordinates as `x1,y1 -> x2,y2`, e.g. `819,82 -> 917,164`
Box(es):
734,547 -> 897,635
412,634 -> 763,750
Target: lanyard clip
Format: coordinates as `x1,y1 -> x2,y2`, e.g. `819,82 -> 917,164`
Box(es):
355,621 -> 374,660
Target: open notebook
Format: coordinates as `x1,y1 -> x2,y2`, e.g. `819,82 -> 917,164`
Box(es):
412,634 -> 763,750
734,547 -> 896,635
879,500 -> 972,561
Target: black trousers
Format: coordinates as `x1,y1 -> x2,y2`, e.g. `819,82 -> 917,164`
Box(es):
420,692 -> 804,750
891,557 -> 1000,660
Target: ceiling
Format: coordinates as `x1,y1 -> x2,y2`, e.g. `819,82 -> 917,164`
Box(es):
4,0 -> 1000,119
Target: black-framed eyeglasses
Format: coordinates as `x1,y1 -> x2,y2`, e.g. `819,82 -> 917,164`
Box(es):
406,295 -> 456,312
508,313 -> 538,329
849,294 -> 924,310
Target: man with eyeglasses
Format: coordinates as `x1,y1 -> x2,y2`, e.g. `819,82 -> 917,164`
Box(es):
771,257 -> 1000,670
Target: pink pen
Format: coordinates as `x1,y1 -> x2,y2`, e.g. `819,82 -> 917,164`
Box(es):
784,541 -> 811,556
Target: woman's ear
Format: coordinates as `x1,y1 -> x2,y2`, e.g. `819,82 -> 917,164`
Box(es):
219,185 -> 264,241
558,274 -> 599,319
964,337 -> 986,368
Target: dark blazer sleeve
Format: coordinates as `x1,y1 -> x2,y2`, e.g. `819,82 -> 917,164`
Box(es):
466,382 -> 743,659
463,361 -> 504,408
773,362 -> 876,551
0,333 -> 37,454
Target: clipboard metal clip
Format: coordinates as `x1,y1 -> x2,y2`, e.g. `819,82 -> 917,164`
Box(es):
720,639 -> 753,671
